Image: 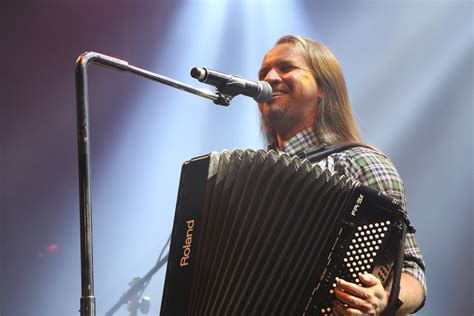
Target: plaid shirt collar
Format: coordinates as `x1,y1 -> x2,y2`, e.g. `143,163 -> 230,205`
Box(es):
269,126 -> 321,156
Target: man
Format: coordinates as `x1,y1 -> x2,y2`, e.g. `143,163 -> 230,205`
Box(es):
257,35 -> 426,315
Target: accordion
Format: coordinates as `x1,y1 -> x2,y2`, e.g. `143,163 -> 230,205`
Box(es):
160,149 -> 405,315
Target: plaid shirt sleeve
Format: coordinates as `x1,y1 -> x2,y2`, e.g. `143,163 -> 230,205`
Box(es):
318,147 -> 427,295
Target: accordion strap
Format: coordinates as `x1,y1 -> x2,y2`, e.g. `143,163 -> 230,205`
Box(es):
298,143 -> 369,162
382,221 -> 407,316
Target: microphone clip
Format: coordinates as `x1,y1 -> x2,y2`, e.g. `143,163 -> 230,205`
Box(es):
214,90 -> 235,106
211,78 -> 248,106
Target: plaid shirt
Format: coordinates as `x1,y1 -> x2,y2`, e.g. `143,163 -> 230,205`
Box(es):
272,127 -> 427,295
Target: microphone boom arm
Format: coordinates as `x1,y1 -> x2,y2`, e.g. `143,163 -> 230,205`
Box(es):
75,51 -> 232,316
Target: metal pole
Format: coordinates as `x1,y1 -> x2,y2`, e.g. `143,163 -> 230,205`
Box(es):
75,54 -> 95,316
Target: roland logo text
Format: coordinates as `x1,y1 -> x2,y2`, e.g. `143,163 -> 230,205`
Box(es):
180,219 -> 195,267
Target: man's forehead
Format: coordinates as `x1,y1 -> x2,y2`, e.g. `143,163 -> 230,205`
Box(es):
261,43 -> 304,66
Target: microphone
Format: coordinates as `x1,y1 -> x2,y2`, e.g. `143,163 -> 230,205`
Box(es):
190,67 -> 272,102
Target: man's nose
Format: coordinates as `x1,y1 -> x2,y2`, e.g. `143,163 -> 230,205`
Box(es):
264,68 -> 282,83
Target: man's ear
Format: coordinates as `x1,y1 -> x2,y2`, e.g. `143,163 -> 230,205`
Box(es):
317,88 -> 324,99
316,92 -> 324,105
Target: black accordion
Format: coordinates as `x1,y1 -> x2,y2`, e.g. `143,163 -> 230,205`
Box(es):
160,149 -> 405,315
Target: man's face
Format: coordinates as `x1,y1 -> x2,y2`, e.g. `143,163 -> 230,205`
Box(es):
258,43 -> 321,136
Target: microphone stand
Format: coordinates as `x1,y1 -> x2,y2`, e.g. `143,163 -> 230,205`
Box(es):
105,255 -> 168,316
75,51 -> 234,316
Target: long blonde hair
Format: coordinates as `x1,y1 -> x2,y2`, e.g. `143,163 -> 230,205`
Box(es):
261,35 -> 362,146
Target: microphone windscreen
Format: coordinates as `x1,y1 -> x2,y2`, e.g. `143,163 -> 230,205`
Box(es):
254,81 -> 272,102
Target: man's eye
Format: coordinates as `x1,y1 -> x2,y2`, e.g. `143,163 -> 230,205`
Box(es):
280,65 -> 295,73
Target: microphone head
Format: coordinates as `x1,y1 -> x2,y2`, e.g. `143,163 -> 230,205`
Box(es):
254,81 -> 273,103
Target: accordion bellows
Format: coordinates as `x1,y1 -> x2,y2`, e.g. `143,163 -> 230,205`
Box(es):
160,149 -> 404,316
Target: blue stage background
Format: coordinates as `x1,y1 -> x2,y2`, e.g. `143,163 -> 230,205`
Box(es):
1,1 -> 472,315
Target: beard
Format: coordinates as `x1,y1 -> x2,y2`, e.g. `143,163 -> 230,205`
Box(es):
263,103 -> 289,126
259,103 -> 290,145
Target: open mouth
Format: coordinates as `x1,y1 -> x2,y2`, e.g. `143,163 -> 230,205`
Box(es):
272,90 -> 289,97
